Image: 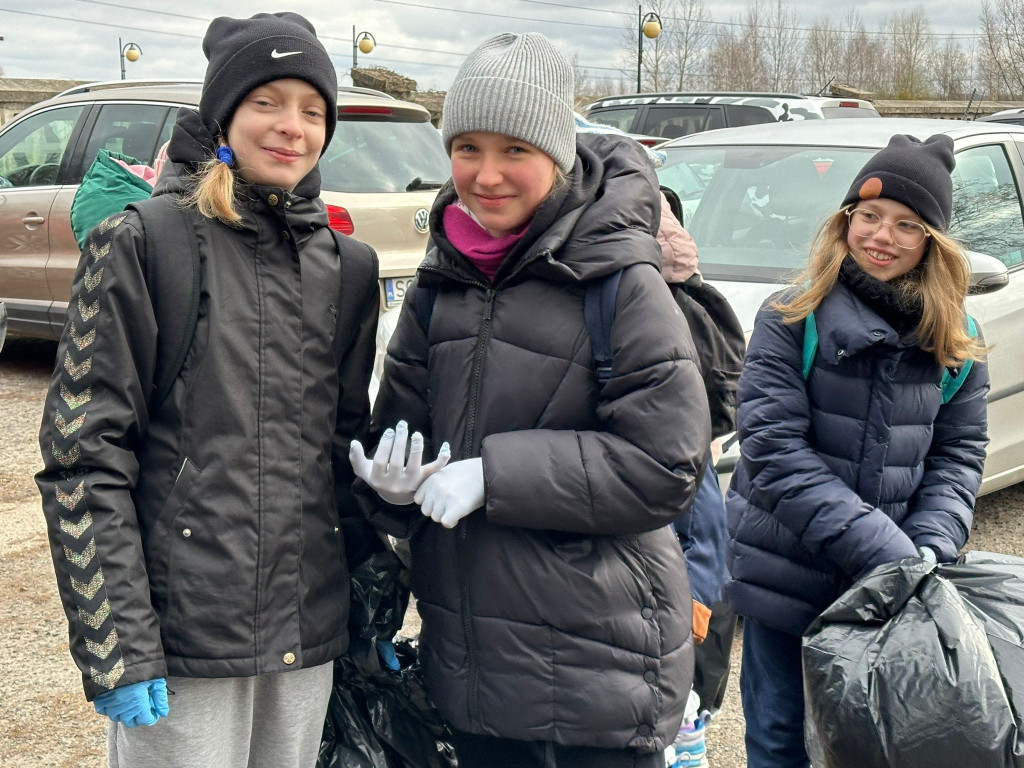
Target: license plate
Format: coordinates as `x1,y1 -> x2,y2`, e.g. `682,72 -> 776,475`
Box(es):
384,277 -> 414,307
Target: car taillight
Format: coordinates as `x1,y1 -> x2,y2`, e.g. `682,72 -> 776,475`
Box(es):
326,204 -> 354,235
340,106 -> 394,115
838,101 -> 859,108
637,138 -> 660,147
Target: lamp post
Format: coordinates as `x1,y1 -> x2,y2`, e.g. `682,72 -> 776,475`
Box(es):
636,6 -> 662,92
119,37 -> 142,80
352,26 -> 375,68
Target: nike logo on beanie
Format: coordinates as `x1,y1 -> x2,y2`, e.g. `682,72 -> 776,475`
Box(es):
270,49 -> 303,58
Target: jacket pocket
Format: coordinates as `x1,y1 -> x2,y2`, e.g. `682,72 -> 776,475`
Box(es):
145,457 -> 202,617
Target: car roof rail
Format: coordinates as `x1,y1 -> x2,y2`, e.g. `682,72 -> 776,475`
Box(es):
592,90 -> 810,104
338,85 -> 396,100
56,79 -> 205,98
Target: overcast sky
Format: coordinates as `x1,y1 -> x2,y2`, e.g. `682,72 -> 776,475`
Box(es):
0,0 -> 989,92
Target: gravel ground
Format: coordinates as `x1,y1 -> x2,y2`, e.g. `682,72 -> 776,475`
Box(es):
3,335 -> 1023,768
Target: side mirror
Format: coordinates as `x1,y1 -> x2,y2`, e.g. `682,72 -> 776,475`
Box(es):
966,250 -> 1009,295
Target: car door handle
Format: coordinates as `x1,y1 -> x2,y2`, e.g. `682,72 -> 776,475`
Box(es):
22,215 -> 45,225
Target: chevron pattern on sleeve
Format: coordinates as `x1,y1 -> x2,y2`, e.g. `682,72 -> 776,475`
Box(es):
48,212 -> 129,691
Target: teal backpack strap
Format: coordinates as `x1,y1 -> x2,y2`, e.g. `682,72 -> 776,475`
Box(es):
802,312 -> 819,380
939,314 -> 978,405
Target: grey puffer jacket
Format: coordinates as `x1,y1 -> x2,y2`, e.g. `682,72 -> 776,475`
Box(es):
37,110 -> 379,700
365,134 -> 711,754
726,282 -> 989,636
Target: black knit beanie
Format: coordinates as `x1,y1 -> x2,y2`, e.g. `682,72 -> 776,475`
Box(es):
841,134 -> 955,230
199,12 -> 338,152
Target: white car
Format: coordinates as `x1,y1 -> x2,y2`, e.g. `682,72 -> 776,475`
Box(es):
656,118 -> 1024,495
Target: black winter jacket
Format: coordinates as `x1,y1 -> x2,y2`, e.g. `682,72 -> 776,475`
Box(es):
36,110 -> 379,700
364,134 -> 711,754
726,282 -> 989,636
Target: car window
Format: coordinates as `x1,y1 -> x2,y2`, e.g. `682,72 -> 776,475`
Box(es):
643,106 -> 712,140
80,104 -> 170,169
949,144 -> 1024,267
658,144 -> 875,280
0,106 -> 84,188
320,119 -> 450,194
586,108 -> 638,133
724,105 -> 775,128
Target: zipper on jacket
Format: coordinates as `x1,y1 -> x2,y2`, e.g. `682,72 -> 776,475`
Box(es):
458,285 -> 496,728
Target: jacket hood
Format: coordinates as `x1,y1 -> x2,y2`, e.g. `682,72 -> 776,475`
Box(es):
156,106 -> 322,200
424,132 -> 662,285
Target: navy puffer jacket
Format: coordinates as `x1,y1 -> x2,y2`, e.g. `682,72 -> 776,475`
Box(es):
726,282 -> 989,636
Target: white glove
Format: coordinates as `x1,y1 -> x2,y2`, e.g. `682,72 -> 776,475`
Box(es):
414,457 -> 485,529
919,546 -> 938,564
350,421 -> 450,505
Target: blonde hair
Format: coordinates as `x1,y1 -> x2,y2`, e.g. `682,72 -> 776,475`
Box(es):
773,207 -> 986,368
182,148 -> 242,227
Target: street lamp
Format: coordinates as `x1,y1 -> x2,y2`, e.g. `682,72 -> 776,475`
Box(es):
119,37 -> 142,81
636,6 -> 662,92
352,27 -> 375,68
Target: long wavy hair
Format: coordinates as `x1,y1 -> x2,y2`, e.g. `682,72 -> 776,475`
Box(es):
773,206 -> 986,368
181,144 -> 243,227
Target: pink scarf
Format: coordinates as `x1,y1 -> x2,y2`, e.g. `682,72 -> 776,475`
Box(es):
443,202 -> 526,282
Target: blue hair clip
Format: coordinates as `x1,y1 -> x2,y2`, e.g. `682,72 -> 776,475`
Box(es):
216,145 -> 235,166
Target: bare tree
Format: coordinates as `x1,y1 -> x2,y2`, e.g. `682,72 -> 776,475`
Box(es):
572,54 -> 619,110
764,0 -> 801,91
804,16 -> 843,95
932,35 -> 971,100
666,0 -> 712,90
978,0 -> 1024,99
888,7 -> 935,98
707,0 -> 769,89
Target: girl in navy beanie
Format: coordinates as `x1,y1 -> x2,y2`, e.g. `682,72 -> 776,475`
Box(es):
726,133 -> 989,767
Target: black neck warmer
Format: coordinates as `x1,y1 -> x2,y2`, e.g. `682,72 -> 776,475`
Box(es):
837,255 -> 924,335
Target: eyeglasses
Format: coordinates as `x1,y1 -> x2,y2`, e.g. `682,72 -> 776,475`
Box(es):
845,207 -> 930,250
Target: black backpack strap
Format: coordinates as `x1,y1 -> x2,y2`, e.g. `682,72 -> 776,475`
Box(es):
328,229 -> 379,351
585,269 -> 623,387
410,278 -> 440,338
127,197 -> 201,410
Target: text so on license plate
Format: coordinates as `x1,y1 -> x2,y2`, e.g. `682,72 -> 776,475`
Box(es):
385,277 -> 413,307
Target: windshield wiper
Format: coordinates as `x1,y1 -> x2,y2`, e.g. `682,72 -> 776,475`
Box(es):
406,177 -> 445,191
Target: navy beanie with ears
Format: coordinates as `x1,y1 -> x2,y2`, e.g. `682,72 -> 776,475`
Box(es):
842,134 -> 955,230
199,12 -> 338,151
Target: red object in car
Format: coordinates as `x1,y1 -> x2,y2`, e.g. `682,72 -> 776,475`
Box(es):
339,106 -> 394,115
326,204 -> 355,235
636,137 -> 661,147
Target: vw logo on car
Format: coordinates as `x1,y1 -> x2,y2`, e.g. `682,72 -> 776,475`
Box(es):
414,208 -> 430,234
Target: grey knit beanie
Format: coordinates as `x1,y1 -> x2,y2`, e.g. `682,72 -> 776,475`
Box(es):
442,33 -> 576,173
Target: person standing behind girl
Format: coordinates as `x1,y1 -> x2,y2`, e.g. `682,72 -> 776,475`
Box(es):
351,32 -> 711,768
725,134 -> 990,768
36,13 -> 380,768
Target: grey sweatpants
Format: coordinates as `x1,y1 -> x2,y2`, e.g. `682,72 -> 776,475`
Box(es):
107,662 -> 334,768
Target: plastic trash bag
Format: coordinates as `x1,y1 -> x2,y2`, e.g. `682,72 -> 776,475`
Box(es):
803,551 -> 1024,768
317,551 -> 456,768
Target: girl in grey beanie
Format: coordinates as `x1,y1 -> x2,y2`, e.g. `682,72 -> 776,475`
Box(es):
354,31 -> 706,768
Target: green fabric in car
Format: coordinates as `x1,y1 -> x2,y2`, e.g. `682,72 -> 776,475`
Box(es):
70,150 -> 153,249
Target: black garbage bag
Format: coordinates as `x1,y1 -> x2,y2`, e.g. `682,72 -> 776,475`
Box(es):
318,550 -> 456,768
317,637 -> 457,768
803,551 -> 1024,768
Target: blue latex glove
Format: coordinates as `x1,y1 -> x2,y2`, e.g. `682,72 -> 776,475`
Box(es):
376,639 -> 400,671
93,678 -> 170,727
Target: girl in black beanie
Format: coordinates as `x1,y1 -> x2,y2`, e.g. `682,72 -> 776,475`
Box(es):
725,134 -> 990,767
36,13 -> 379,767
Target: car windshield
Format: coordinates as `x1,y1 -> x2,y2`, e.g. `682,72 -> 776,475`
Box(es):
320,118 -> 450,194
657,144 -> 876,281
